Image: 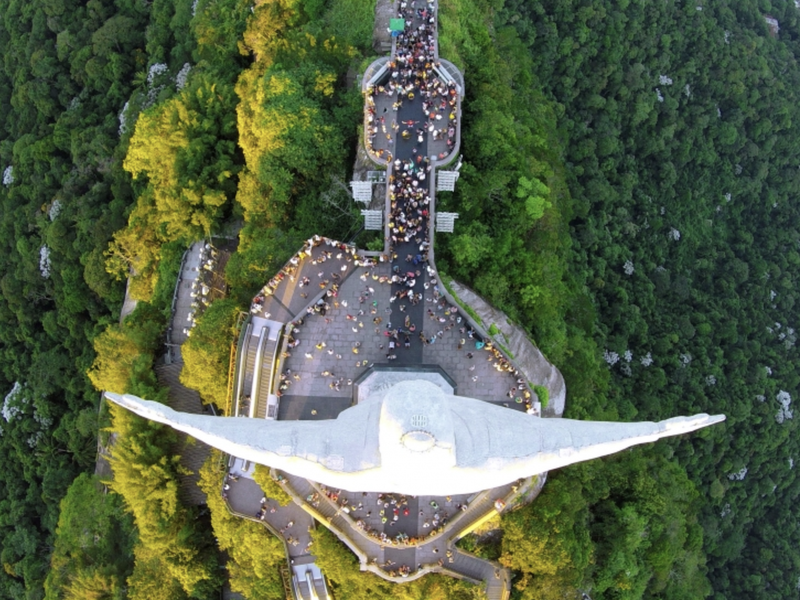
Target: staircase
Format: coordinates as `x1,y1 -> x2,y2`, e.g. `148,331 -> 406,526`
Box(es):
286,476 -> 339,521
295,579 -> 312,600
313,576 -> 327,599
484,570 -> 509,600
446,550 -> 508,600
282,474 -> 380,563
442,486 -> 513,600
449,550 -> 490,582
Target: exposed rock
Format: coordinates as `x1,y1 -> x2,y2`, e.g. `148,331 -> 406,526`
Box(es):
446,280 -> 567,417
351,126 -> 386,209
373,0 -> 394,53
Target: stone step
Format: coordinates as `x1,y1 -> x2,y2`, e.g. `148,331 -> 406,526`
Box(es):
485,578 -> 507,600
450,551 -> 491,581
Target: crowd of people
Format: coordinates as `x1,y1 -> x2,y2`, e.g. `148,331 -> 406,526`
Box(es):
245,231 -> 540,415
181,242 -> 223,337
314,484 -> 471,550
387,157 -> 431,249
214,0 -> 556,584
250,236 -> 367,314
262,237 -> 540,405
364,0 -> 459,164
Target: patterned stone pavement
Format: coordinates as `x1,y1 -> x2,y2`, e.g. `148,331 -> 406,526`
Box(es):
278,263 -> 396,402
277,259 -> 523,410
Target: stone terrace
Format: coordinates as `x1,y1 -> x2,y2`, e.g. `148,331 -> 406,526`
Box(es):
277,259 -> 525,411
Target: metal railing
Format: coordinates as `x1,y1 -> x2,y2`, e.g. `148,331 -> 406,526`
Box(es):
248,327 -> 269,418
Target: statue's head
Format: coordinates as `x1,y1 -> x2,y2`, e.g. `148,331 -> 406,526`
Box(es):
378,380 -> 457,472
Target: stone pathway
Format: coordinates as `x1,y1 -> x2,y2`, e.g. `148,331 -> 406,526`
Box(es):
226,476 -> 316,562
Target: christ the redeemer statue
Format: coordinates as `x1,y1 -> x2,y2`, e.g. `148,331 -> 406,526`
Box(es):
105,380 -> 724,496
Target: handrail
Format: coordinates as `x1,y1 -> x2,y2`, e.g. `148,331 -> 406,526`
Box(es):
305,479 -> 487,550
260,328 -> 283,419
362,57 -> 391,91
267,325 -> 291,418
225,343 -> 236,417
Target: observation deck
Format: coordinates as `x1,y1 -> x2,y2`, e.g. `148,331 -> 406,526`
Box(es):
221,0 -> 564,597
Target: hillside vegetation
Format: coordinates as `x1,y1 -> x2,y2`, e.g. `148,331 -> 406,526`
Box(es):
1,0 -> 798,598
499,1 -> 800,597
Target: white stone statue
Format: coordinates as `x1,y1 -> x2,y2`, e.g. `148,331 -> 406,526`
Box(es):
105,380 -> 724,496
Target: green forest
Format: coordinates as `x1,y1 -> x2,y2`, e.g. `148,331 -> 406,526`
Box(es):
1,0 -> 799,598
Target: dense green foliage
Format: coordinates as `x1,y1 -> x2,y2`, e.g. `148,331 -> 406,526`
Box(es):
439,0 -> 800,598
228,0 -> 366,298
0,0 -> 250,595
0,0 -> 148,593
436,1 -> 709,598
180,298 -> 241,409
8,0 -> 800,597
437,0 -> 610,425
501,451 -> 709,599
198,453 -> 286,599
496,0 -> 800,598
87,303 -> 166,396
108,402 -> 221,599
44,474 -> 135,600
109,75 -> 241,300
253,465 -> 294,507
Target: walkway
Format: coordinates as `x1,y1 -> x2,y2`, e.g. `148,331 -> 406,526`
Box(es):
276,257 -> 526,406
155,363 -> 211,506
278,467 -> 524,595
217,0 -> 549,598
167,241 -> 204,362
355,0 -> 510,593
223,474 -> 330,600
226,476 -> 316,561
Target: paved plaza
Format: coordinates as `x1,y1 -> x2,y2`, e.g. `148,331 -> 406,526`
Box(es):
276,259 -> 528,409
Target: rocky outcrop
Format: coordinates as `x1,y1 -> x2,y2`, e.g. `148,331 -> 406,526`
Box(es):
373,0 -> 394,53
446,280 -> 567,417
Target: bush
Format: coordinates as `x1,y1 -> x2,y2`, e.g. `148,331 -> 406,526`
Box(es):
108,404 -> 221,599
44,474 -> 136,600
181,298 -> 241,408
253,465 -> 294,507
533,385 -> 549,409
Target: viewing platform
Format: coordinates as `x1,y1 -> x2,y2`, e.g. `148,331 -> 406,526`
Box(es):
219,0 -> 564,598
